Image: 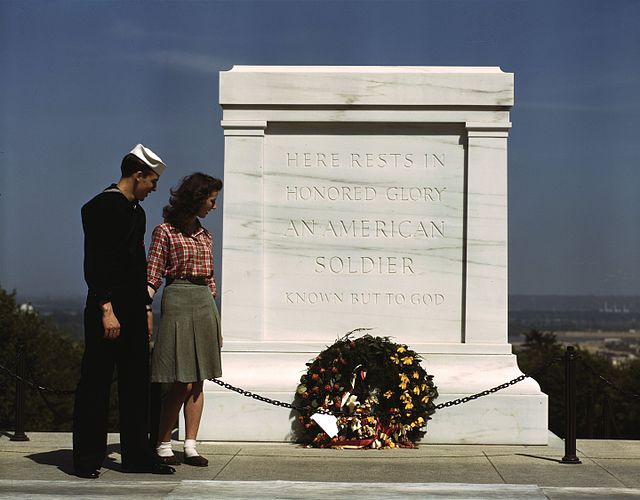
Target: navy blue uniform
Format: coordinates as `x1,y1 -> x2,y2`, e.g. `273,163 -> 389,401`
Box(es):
73,185 -> 153,471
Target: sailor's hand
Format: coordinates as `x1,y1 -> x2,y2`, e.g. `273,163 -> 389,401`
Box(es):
100,302 -> 121,339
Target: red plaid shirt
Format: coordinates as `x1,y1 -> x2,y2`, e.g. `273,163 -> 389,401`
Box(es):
147,222 -> 217,297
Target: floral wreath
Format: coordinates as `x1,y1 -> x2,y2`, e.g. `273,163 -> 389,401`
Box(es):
295,329 -> 438,449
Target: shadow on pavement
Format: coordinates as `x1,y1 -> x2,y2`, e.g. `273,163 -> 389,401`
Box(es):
516,453 -> 563,464
26,443 -> 121,476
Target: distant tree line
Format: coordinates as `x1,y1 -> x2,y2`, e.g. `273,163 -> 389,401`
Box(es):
0,287 -> 119,432
2,284 -> 640,438
515,330 -> 640,440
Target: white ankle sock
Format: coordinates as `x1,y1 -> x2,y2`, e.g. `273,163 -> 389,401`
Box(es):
156,441 -> 173,457
184,439 -> 199,458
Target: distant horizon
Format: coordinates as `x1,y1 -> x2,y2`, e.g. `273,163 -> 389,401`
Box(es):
13,290 -> 640,302
2,0 -> 639,297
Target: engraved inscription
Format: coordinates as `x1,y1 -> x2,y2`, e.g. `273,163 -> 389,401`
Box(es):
285,219 -> 445,239
269,139 -> 461,331
286,185 -> 377,201
314,256 -> 415,275
285,152 -> 445,169
385,186 -> 446,202
284,291 -> 446,306
285,185 -> 446,202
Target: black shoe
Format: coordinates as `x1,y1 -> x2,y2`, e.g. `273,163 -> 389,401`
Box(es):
184,455 -> 208,467
157,454 -> 179,465
123,463 -> 176,474
75,468 -> 100,479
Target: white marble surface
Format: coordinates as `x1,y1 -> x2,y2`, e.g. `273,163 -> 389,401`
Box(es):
211,66 -> 547,444
262,124 -> 465,343
220,66 -> 514,106
193,351 -> 547,444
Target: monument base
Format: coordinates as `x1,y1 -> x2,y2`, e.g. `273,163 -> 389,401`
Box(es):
187,343 -> 548,445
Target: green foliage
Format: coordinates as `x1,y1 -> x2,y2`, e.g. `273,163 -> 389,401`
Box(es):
516,330 -> 565,435
515,329 -> 640,439
0,287 -> 83,431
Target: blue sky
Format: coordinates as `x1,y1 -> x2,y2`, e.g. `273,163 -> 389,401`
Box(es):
1,0 -> 639,298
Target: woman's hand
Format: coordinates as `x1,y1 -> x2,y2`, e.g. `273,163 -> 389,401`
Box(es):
146,286 -> 156,340
147,309 -> 153,340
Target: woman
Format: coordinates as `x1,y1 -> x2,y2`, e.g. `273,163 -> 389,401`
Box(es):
147,172 -> 223,467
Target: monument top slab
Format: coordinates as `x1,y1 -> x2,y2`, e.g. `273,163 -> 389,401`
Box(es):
225,66 -> 508,74
220,65 -> 514,107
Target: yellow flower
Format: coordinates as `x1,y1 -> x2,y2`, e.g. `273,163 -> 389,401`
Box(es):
383,390 -> 393,399
421,384 -> 428,391
412,386 -> 421,395
410,416 -> 425,429
397,346 -> 407,353
421,395 -> 430,404
390,354 -> 400,365
398,373 -> 410,389
402,356 -> 414,365
404,401 -> 414,410
412,371 -> 420,379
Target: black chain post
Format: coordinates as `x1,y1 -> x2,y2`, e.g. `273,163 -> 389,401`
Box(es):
561,346 -> 580,464
10,345 -> 29,442
602,393 -> 611,439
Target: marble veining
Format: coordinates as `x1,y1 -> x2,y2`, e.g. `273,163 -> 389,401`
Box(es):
209,66 -> 547,444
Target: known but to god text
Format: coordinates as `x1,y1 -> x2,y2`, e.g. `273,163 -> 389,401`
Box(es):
285,291 -> 446,306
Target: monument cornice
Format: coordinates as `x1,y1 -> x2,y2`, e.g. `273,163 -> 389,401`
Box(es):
220,65 -> 514,107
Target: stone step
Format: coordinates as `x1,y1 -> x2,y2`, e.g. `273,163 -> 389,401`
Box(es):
3,480 -> 640,499
0,480 -> 546,499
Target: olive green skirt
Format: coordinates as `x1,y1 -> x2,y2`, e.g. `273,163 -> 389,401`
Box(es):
151,280 -> 222,383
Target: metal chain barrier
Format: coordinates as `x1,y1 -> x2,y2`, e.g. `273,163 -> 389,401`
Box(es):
1,351 -> 561,418
208,378 -> 332,414
578,356 -> 640,400
435,355 -> 561,410
0,361 -> 76,395
1,353 -> 562,413
434,374 -> 527,409
208,355 -> 561,415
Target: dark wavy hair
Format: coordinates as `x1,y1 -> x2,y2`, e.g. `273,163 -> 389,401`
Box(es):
163,173 -> 223,234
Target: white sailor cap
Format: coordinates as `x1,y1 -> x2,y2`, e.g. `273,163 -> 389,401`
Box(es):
129,144 -> 166,177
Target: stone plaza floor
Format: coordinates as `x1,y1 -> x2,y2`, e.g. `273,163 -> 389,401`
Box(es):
0,432 -> 639,498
